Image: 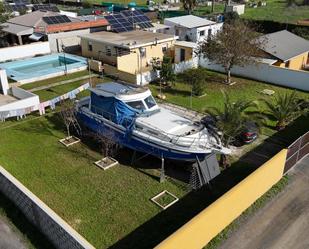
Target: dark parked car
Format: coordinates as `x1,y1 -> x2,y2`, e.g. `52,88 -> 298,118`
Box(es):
235,121 -> 259,145
201,116 -> 258,146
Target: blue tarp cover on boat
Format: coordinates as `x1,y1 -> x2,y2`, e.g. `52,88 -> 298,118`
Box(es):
90,92 -> 138,128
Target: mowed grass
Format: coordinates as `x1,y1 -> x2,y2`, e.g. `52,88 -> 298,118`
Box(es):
242,0 -> 309,24
0,113 -> 188,248
149,69 -> 309,136
149,70 -> 309,111
33,77 -> 105,101
20,70 -> 91,91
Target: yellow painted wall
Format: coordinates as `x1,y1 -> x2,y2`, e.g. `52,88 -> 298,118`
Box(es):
274,61 -> 285,68
288,52 -> 308,70
117,53 -> 139,74
174,45 -> 193,64
272,52 -> 308,70
104,64 -> 137,84
81,38 -> 117,65
81,38 -> 175,75
155,149 -> 287,249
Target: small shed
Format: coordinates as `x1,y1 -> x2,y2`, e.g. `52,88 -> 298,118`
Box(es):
225,4 -> 245,15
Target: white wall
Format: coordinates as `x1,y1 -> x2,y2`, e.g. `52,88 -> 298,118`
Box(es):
195,57 -> 309,91
163,21 -> 223,43
136,70 -> 158,85
0,87 -> 40,112
59,10 -> 78,18
0,70 -> 9,95
0,42 -> 51,63
196,23 -> 223,42
174,57 -> 199,73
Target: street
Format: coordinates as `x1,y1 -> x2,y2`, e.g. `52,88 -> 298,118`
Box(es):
0,216 -> 27,249
218,155 -> 309,249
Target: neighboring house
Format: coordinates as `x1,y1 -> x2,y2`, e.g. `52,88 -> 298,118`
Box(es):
259,30 -> 309,71
163,15 -> 223,43
225,3 -> 245,15
174,40 -> 198,64
80,30 -> 176,84
173,41 -> 199,73
1,10 -> 109,52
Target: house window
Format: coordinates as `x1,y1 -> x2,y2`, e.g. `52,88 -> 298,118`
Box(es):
175,29 -> 179,36
200,30 -> 205,37
180,48 -> 186,62
285,61 -> 290,68
106,46 -> 112,56
162,44 -> 167,53
88,42 -> 93,51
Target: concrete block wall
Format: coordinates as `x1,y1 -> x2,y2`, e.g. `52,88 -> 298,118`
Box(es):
0,166 -> 95,249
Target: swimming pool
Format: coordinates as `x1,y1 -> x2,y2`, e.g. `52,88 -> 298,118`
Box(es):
0,53 -> 88,84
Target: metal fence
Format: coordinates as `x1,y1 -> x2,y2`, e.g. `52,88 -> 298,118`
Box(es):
284,131 -> 309,173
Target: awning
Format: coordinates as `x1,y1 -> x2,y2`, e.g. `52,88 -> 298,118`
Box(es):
29,33 -> 44,41
1,23 -> 33,36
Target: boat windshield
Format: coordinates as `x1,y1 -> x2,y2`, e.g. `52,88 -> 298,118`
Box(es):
144,95 -> 157,109
126,100 -> 146,110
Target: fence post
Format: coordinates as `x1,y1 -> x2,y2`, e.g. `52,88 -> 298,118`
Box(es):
296,134 -> 303,162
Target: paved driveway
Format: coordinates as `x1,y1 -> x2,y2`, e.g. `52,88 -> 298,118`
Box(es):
0,217 -> 27,249
218,155 -> 309,249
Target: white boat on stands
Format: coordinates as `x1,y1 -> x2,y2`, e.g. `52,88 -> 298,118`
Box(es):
76,82 -> 230,162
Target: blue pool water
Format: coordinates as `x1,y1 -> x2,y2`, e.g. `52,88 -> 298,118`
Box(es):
0,53 -> 88,82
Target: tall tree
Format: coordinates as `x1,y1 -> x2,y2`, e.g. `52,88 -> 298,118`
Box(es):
181,0 -> 197,14
181,68 -> 207,108
262,91 -> 303,131
199,21 -> 266,85
151,56 -> 175,86
204,91 -> 261,167
0,2 -> 9,23
59,100 -> 81,138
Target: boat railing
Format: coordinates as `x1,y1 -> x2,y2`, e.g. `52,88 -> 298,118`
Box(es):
80,104 -> 220,149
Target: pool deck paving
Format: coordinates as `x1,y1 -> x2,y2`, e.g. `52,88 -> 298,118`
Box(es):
28,73 -> 99,92
218,155 -> 309,249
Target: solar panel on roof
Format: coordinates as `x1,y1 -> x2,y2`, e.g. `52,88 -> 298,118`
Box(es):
42,15 -> 71,25
120,10 -> 153,29
104,14 -> 133,33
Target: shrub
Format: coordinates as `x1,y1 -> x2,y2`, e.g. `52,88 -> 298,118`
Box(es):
181,68 -> 207,96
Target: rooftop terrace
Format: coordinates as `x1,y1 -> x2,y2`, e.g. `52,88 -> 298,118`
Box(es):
80,30 -> 175,49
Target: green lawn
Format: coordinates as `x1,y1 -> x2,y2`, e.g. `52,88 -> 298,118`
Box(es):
33,76 -> 106,102
0,113 -> 188,248
1,68 -> 308,248
149,69 -> 309,136
149,69 -> 309,111
20,71 -> 91,91
242,0 -> 309,24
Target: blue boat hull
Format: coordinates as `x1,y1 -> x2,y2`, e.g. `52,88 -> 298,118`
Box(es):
77,111 -> 210,161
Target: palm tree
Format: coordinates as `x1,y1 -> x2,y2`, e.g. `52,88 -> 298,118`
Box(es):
262,91 -> 302,131
204,91 -> 261,167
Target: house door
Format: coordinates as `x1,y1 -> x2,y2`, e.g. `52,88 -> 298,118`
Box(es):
180,48 -> 185,62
